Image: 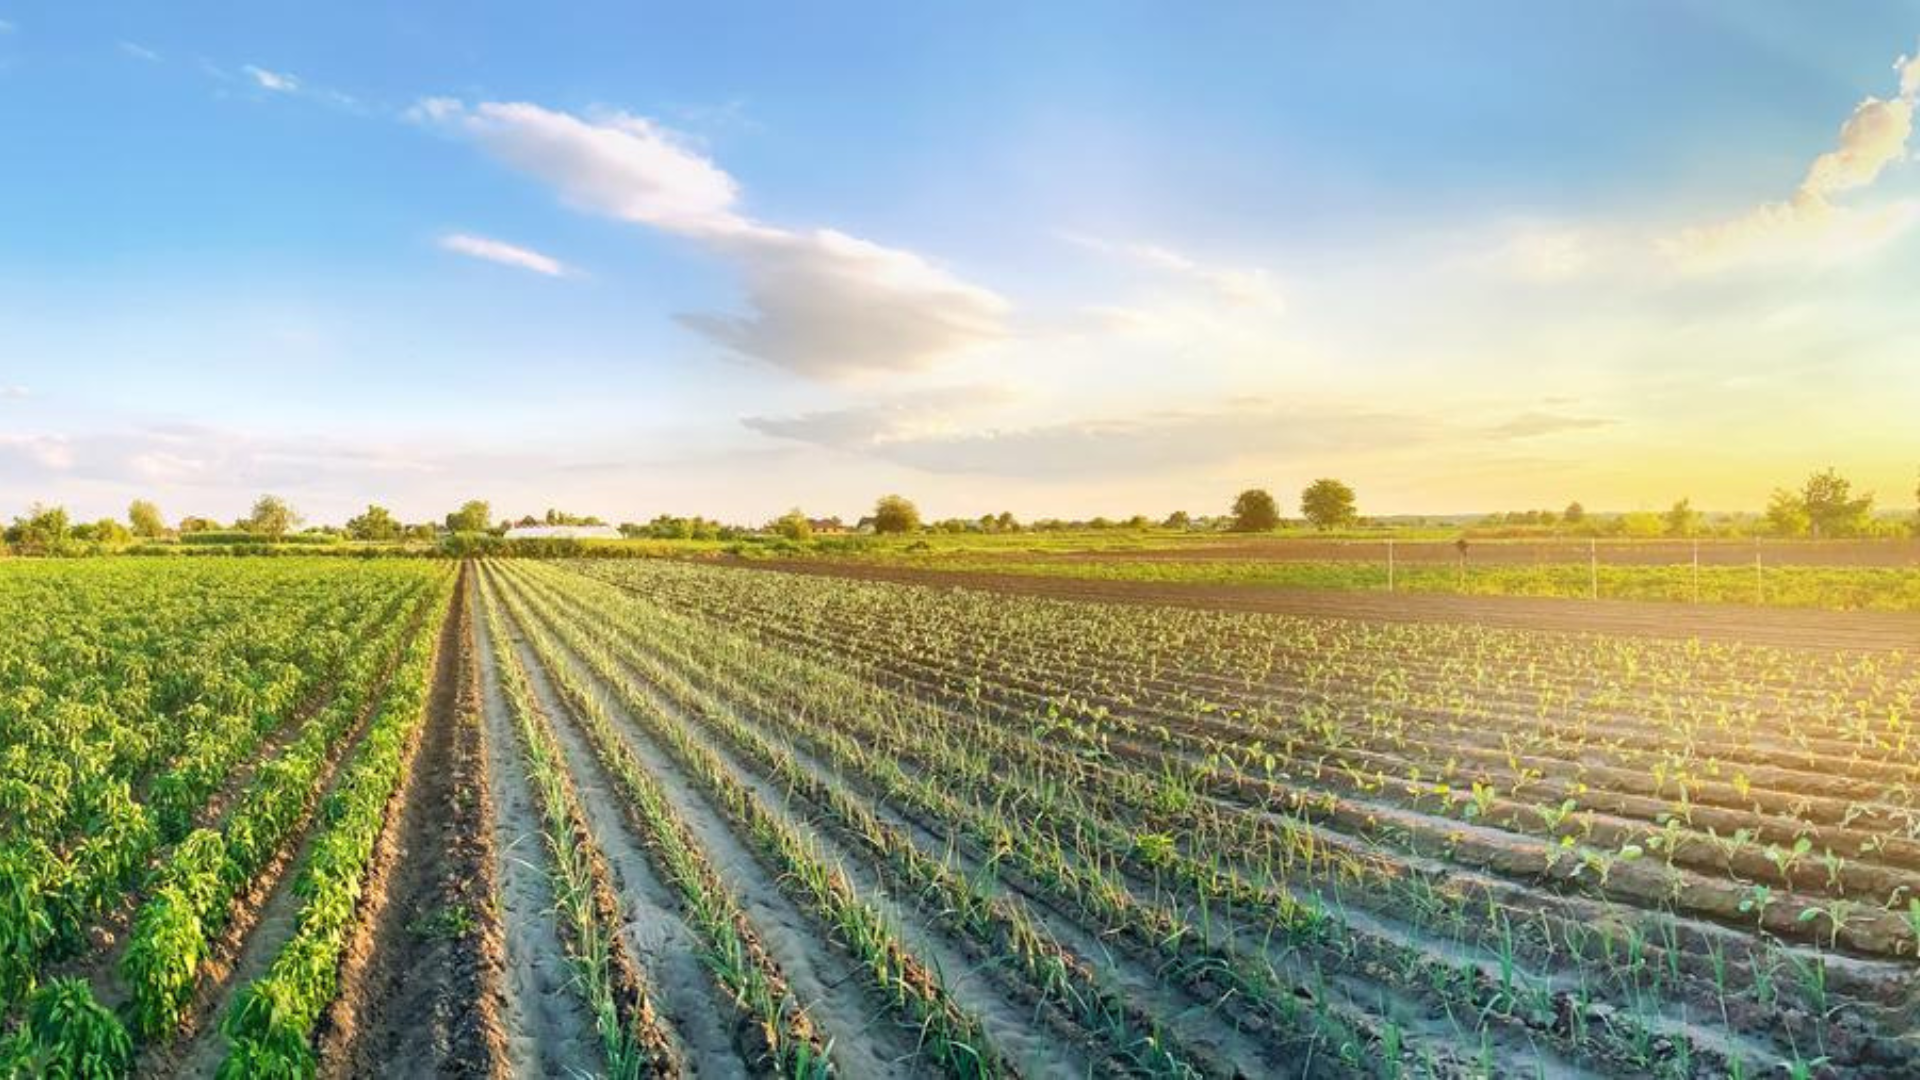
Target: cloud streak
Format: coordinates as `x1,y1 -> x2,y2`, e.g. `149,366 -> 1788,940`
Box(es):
414,98 -> 1007,379
439,233 -> 571,276
1068,234 -> 1285,312
747,395 -> 1452,477
1663,44 -> 1920,272
242,64 -> 300,93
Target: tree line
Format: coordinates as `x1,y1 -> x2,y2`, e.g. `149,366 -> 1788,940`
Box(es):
4,467 -> 1915,556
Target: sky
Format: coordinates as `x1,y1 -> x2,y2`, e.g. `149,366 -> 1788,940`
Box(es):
2,2 -> 1918,526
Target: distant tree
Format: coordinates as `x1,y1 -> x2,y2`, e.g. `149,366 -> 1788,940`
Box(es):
994,511 -> 1018,533
345,504 -> 402,542
6,504 -> 71,554
1300,479 -> 1358,531
1563,501 -> 1586,525
446,500 -> 493,534
1800,467 -> 1873,539
246,495 -> 301,539
177,515 -> 220,534
1124,514 -> 1151,530
872,495 -> 920,535
404,523 -> 438,542
88,518 -> 133,545
1764,488 -> 1812,537
1163,510 -> 1192,530
1663,497 -> 1703,538
774,508 -> 812,541
1618,511 -> 1663,538
1229,489 -> 1281,533
128,499 -> 166,539
540,508 -> 607,527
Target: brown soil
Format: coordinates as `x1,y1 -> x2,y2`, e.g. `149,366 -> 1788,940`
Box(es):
315,566 -> 510,1078
976,537 -> 1920,568
735,559 -> 1920,652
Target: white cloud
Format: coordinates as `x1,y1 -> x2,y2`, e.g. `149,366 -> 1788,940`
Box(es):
439,233 -> 571,277
0,386 -> 27,400
1483,412 -> 1617,438
0,424 -> 444,491
746,394 -> 1446,477
118,41 -> 161,63
415,98 -> 1007,379
1663,47 -> 1920,273
1483,227 -> 1601,282
742,385 -> 1019,449
242,65 -> 300,93
1067,234 -> 1285,312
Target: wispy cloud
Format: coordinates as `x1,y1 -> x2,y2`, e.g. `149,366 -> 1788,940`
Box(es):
1067,234 -> 1285,312
742,385 -> 1019,449
747,395 -> 1443,477
0,19 -> 15,34
414,98 -> 1008,380
439,233 -> 572,277
242,64 -> 300,93
1483,411 -> 1617,439
0,386 -> 28,400
1662,42 -> 1920,272
117,41 -> 161,63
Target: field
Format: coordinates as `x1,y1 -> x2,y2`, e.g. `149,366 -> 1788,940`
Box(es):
718,535 -> 1920,613
1,556 -> 1916,1077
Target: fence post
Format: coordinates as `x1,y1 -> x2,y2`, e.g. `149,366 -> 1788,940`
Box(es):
1755,542 -> 1764,605
1692,539 -> 1700,604
1589,538 -> 1598,601
1386,538 -> 1395,593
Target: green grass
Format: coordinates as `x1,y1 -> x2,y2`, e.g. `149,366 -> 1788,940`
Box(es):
863,557 -> 1920,612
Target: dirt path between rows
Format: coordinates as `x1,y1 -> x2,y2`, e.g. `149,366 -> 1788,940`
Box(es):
488,572 -> 930,1078
468,576 -> 607,1080
730,559 -> 1920,652
317,566 -> 508,1078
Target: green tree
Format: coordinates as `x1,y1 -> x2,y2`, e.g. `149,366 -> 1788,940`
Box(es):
1563,501 -> 1586,524
445,500 -> 492,534
128,499 -> 166,539
1801,467 -> 1873,538
1300,479 -> 1358,530
1764,488 -> 1811,537
774,508 -> 812,541
1618,511 -> 1663,538
1229,488 -> 1281,532
872,494 -> 920,535
176,516 -> 220,534
5,504 -> 71,554
345,505 -> 401,542
246,495 -> 301,539
1162,510 -> 1192,530
86,518 -> 132,545
1663,497 -> 1702,538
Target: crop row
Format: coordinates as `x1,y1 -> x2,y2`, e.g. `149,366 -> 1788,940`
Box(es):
553,558 -> 1911,1076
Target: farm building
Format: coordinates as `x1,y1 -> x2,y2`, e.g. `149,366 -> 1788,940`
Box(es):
502,524 -> 623,540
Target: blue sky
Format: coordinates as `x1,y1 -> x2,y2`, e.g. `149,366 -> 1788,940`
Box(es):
2,2 -> 1917,525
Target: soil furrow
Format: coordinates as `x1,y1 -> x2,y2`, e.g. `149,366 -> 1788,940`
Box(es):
490,572 -> 935,1078
315,566 -> 507,1078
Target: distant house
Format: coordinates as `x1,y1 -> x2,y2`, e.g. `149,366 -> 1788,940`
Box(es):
808,518 -> 850,535
503,524 -> 623,540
